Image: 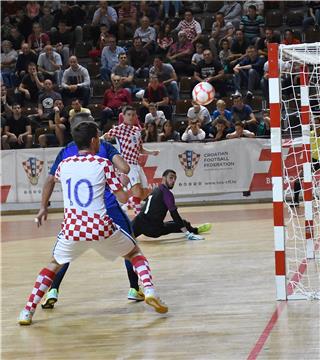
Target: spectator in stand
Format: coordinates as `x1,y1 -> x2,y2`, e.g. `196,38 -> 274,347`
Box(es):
39,6 -> 54,33
142,120 -> 158,142
37,45 -> 63,86
145,103 -> 166,131
1,84 -> 14,119
141,75 -> 172,121
1,16 -> 14,40
15,43 -> 37,83
219,39 -> 232,73
6,27 -> 25,51
50,21 -> 73,68
187,100 -> 212,138
111,53 -> 135,92
282,29 -> 301,45
174,9 -> 202,45
149,56 -> 179,102
159,120 -> 180,142
101,75 -> 132,131
38,79 -> 62,122
303,1 -> 320,30
193,49 -> 227,97
257,28 -> 278,58
61,56 -> 90,107
256,109 -> 270,137
51,2 -> 83,45
37,97 -> 72,148
231,94 -> 257,134
181,119 -> 206,142
88,24 -> 110,60
1,40 -> 18,88
226,120 -> 255,138
128,37 -> 150,79
138,1 -> 159,24
240,5 -> 264,44
212,116 -> 229,141
27,22 -> 50,56
50,98 -> 70,146
191,42 -> 204,65
18,62 -> 44,105
233,45 -> 266,99
2,103 -> 33,149
100,35 -> 125,82
229,29 -> 250,68
15,8 -> 34,40
134,16 -> 157,54
117,1 -> 137,40
91,1 -> 118,42
68,98 -> 91,122
167,30 -> 194,76
209,12 -> 234,58
157,23 -> 174,56
212,99 -> 233,129
218,1 -> 242,29
26,1 -> 41,21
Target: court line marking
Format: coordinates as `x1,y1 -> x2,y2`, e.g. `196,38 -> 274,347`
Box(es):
247,241 -> 320,360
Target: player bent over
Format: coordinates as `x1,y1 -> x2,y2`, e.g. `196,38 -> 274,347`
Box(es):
132,169 -> 212,240
18,120 -> 167,325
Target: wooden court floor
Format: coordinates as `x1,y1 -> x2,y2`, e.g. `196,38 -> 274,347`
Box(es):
1,203 -> 319,360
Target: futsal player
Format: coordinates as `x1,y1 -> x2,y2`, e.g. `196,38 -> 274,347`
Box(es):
37,114 -> 143,310
103,106 -> 159,216
132,169 -> 212,240
18,119 -> 168,325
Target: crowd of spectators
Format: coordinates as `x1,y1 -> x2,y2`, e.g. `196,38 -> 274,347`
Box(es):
1,1 -> 319,149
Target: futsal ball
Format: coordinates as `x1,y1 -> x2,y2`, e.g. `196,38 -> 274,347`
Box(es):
192,82 -> 215,106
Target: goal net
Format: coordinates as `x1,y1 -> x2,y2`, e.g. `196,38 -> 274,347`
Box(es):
269,42 -> 320,300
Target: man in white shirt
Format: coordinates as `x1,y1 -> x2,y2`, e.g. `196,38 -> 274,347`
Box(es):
145,103 -> 166,131
187,100 -> 212,137
181,119 -> 206,142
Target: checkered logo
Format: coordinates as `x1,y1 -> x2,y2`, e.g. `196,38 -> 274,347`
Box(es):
22,157 -> 44,185
178,150 -> 200,177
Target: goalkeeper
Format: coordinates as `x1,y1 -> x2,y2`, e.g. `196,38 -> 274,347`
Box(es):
132,169 -> 212,240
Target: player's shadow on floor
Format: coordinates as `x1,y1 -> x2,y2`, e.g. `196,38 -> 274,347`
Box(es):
138,234 -> 187,244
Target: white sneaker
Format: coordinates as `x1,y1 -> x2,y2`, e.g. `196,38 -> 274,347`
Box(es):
18,309 -> 33,325
144,288 -> 168,314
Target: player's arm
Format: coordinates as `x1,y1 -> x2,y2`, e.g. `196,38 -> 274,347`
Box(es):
112,154 -> 130,174
35,148 -> 65,226
35,175 -> 55,227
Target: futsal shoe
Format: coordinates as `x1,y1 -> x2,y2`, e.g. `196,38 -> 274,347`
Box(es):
144,288 -> 168,314
18,309 -> 33,325
128,288 -> 145,301
197,223 -> 212,234
41,288 -> 58,309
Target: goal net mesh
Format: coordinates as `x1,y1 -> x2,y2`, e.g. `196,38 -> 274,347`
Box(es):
279,43 -> 320,299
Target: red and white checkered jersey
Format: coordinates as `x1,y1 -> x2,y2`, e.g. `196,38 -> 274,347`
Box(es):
107,123 -> 142,165
55,154 -> 122,241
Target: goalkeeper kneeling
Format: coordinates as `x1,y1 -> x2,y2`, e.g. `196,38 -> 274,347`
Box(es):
132,169 -> 212,241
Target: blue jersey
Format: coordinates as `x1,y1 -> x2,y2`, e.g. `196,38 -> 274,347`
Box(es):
50,140 -> 120,208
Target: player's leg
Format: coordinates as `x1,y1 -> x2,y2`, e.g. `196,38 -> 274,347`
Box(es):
95,229 -> 168,313
18,258 -> 62,325
41,263 -> 70,309
123,165 -> 146,216
107,204 -> 143,301
125,244 -> 168,314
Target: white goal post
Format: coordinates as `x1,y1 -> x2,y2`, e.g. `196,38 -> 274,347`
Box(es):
268,42 -> 320,300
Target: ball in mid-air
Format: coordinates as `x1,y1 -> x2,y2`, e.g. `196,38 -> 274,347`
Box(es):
192,82 -> 215,106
